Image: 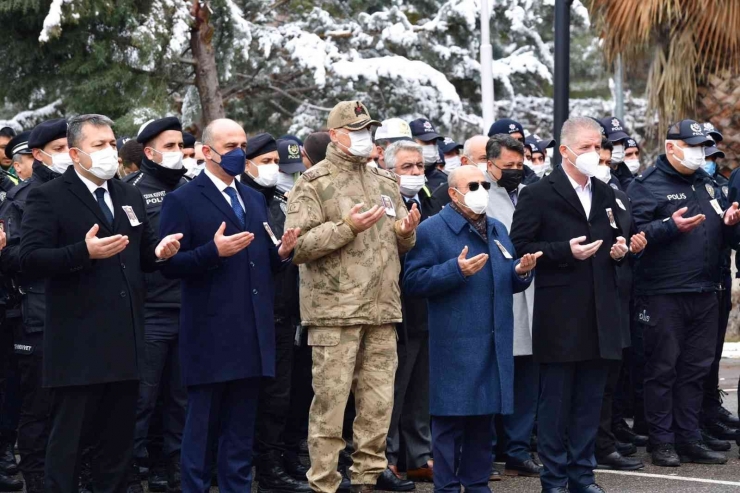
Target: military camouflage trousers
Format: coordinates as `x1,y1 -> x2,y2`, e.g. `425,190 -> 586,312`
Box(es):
306,324 -> 398,493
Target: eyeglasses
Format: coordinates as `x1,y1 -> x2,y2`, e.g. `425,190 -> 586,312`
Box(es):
467,181 -> 491,192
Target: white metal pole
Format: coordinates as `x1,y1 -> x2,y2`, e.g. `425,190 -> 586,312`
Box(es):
480,0 -> 495,133
615,54 -> 624,120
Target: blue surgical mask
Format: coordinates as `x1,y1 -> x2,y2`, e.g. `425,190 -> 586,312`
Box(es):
212,147 -> 247,177
703,160 -> 716,176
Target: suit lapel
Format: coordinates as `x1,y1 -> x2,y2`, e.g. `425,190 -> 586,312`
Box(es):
588,181 -> 606,222
64,168 -> 114,233
550,167 -> 587,221
197,172 -> 243,230
236,181 -> 255,233
108,180 -> 126,233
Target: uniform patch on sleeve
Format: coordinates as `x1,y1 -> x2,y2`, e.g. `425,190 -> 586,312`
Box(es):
287,202 -> 301,214
302,167 -> 330,182
371,167 -> 398,183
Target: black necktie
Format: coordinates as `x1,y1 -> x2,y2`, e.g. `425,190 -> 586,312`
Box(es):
94,188 -> 113,227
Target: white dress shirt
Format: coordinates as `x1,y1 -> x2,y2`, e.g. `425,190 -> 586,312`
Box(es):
75,169 -> 114,218
565,170 -> 593,217
204,167 -> 245,210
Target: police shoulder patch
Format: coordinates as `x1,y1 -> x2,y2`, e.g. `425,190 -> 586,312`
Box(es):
302,166 -> 330,182
371,167 -> 398,183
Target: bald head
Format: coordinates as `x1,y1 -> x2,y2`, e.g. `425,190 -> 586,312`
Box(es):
201,119 -> 248,180
449,164 -> 485,190
201,119 -> 246,147
462,135 -> 489,166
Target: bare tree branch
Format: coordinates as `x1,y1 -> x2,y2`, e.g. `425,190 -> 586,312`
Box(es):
267,84 -> 333,112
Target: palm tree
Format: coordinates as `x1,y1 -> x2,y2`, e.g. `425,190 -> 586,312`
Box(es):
589,0 -> 740,162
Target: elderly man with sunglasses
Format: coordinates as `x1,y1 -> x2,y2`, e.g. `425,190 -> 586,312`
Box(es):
403,164 -> 540,493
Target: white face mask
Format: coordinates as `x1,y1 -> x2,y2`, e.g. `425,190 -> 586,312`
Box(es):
545,156 -> 552,168
669,142 -> 705,171
530,164 -> 548,178
248,161 -> 280,187
444,156 -> 461,174
611,144 -> 625,163
624,159 -> 640,175
182,157 -> 197,170
76,146 -> 119,181
399,174 -> 425,197
149,148 -> 184,170
455,187 -> 489,215
338,129 -> 374,158
524,159 -> 533,168
594,165 -> 612,184
41,150 -> 73,174
276,171 -> 299,193
421,144 -> 439,165
565,146 -> 600,177
476,162 -> 488,175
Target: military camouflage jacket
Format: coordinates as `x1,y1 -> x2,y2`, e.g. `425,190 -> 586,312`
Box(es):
285,143 -> 416,327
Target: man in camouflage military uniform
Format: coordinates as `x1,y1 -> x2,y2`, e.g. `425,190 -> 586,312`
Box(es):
285,101 -> 421,493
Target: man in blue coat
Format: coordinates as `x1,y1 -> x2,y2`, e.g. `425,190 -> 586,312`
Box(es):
158,118 -> 300,493
403,165 -> 539,493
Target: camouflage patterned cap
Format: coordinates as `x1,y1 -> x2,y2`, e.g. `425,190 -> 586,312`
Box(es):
327,101 -> 381,130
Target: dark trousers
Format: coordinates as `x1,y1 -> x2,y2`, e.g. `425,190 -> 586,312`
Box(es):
431,415 -> 493,493
702,279 -> 731,421
501,355 -> 539,462
387,331 -> 432,470
45,380 -> 139,493
16,336 -> 52,475
642,293 -> 717,444
538,359 -> 609,490
284,328 -> 312,452
256,318 -> 296,454
595,360 -> 622,458
613,313 -> 646,432
0,317 -> 21,444
181,378 -> 260,493
134,318 -> 186,460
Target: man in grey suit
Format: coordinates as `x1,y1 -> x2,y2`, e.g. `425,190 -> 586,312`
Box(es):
484,134 -> 542,478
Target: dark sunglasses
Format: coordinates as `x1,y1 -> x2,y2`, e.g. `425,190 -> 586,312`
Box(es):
467,181 -> 491,192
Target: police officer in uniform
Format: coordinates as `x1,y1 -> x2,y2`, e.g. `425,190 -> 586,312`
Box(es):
124,117 -> 189,492
0,118 -> 70,492
409,119 -> 447,191
598,117 -> 634,191
244,134 -> 311,493
627,119 -> 740,467
1,133 -> 29,193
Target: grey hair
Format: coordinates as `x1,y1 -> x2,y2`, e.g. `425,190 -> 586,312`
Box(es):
201,122 -> 216,147
462,135 -> 489,158
67,114 -> 114,149
11,153 -> 23,164
384,140 -> 423,170
560,117 -> 602,148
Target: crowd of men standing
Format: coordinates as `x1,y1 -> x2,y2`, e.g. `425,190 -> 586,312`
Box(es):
0,101 -> 738,493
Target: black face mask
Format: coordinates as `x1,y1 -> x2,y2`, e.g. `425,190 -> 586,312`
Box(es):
495,166 -> 524,192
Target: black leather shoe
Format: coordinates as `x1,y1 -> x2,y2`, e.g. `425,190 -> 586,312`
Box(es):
489,468 -> 502,481
375,468 -> 414,492
569,484 -> 606,493
705,419 -> 740,440
148,460 -> 168,492
126,460 -> 145,493
719,405 -> 740,426
701,428 -> 731,451
339,465 -> 351,492
284,450 -> 309,480
504,458 -> 542,477
22,472 -> 45,493
596,451 -> 644,470
613,425 -> 648,447
651,442 -> 680,467
0,471 -> 23,492
0,443 -> 17,476
676,441 -> 727,464
615,441 -> 636,457
257,450 -> 312,493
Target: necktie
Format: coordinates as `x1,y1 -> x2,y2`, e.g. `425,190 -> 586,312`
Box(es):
224,187 -> 246,229
406,198 -> 420,213
94,188 -> 113,227
508,190 -> 518,206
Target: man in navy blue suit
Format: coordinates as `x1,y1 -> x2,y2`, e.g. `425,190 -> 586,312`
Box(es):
158,118 -> 299,493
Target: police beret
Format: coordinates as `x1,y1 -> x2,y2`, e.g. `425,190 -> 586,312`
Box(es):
667,120 -> 712,146
5,131 -> 32,160
488,118 -> 524,138
182,132 -> 196,149
277,139 -> 307,174
245,133 -> 277,160
28,118 -> 68,149
136,117 -> 182,144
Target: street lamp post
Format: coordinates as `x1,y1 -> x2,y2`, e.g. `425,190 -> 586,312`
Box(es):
553,0 -> 572,167
480,0 -> 495,133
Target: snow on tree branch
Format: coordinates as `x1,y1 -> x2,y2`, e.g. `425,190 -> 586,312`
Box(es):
0,99 -> 64,130
39,0 -> 73,43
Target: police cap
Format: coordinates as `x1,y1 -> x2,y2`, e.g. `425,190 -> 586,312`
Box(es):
5,131 -> 32,160
487,118 -> 524,139
667,120 -> 713,146
28,118 -> 68,150
599,116 -> 630,142
702,122 -> 723,143
409,118 -> 442,142
705,145 -> 725,159
439,137 -> 463,154
277,139 -> 307,174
